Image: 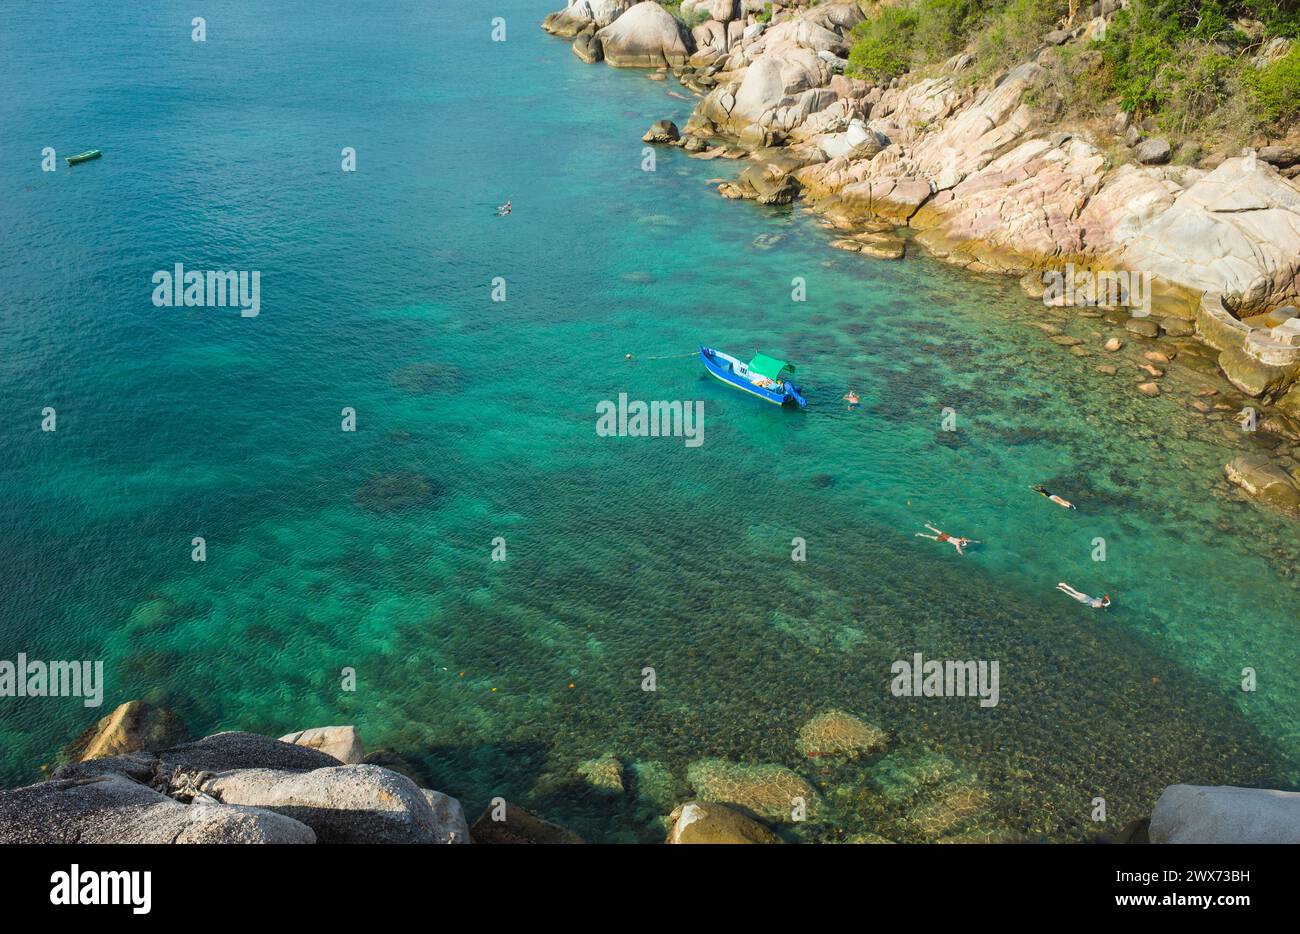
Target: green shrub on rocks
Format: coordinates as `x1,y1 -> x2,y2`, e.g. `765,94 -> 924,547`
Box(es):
846,4 -> 919,82
1252,42 -> 1300,124
846,0 -> 1298,147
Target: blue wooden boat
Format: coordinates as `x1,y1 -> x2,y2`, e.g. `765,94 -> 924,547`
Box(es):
699,346 -> 807,408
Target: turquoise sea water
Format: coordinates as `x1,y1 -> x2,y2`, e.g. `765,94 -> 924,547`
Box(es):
1,1 -> 1297,842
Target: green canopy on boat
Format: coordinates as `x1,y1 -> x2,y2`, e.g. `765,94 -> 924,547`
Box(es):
747,353 -> 794,381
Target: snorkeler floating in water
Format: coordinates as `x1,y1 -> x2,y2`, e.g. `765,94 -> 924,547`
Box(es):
915,523 -> 979,556
496,200 -> 512,216
1056,582 -> 1110,609
1032,484 -> 1076,510
843,389 -> 860,405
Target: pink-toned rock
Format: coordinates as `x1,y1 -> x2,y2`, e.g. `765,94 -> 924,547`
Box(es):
595,1 -> 693,68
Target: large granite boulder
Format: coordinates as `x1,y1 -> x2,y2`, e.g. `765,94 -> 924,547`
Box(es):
805,1 -> 868,33
542,0 -> 633,37
573,30 -> 605,64
762,19 -> 852,56
52,752 -> 159,783
666,801 -> 783,843
738,160 -> 800,204
1133,137 -> 1172,165
62,701 -> 190,763
278,725 -> 364,765
684,0 -> 738,23
1150,784 -> 1300,843
840,175 -> 934,223
1118,157 -> 1300,318
1259,144 -> 1300,168
727,46 -> 833,130
912,136 -> 1106,271
201,765 -> 442,844
595,1 -> 692,68
0,773 -> 316,844
158,731 -> 341,773
423,789 -> 472,844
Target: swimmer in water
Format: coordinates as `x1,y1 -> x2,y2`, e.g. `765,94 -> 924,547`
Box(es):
1032,484 -> 1076,510
843,389 -> 860,405
915,523 -> 979,556
1056,582 -> 1110,608
496,200 -> 512,216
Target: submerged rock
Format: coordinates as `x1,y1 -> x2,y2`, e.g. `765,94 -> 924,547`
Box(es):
62,700 -> 190,764
577,753 -> 625,795
666,801 -> 782,844
868,749 -> 959,803
1125,317 -> 1160,338
907,781 -> 991,839
354,472 -> 442,513
796,709 -> 888,759
686,758 -> 822,823
842,831 -> 896,844
629,760 -> 678,812
852,231 -> 906,260
470,800 -> 584,844
390,362 -> 463,393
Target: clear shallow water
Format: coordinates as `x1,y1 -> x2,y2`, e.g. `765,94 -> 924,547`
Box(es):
1,0 -> 1297,842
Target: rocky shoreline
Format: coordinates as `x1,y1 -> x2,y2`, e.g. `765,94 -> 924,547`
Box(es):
3,700 -> 1298,842
543,0 -> 1300,518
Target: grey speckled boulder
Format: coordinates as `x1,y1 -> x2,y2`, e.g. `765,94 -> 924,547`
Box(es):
423,789 -> 471,844
52,751 -> 158,783
278,726 -> 364,764
1150,785 -> 1300,843
0,773 -> 316,844
159,731 -> 340,773
1134,138 -> 1172,165
203,765 -> 440,844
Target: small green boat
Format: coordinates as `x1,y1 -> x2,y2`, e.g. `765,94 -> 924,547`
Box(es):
65,149 -> 102,165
